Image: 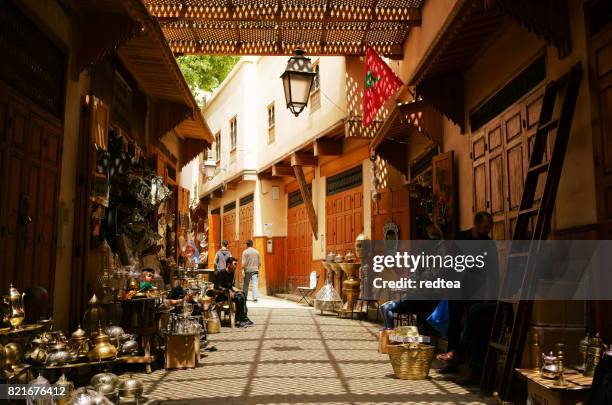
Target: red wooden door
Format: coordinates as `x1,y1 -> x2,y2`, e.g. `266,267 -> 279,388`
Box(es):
371,187 -> 410,240
222,209 -> 238,260
287,203 -> 312,290
326,187 -> 363,255
237,200 -> 254,283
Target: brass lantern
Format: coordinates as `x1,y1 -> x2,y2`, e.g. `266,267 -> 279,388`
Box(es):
281,49 -> 316,117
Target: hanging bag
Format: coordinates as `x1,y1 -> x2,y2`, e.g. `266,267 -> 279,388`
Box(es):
426,299 -> 449,336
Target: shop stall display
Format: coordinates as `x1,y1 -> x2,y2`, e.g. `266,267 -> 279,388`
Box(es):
314,259 -> 343,315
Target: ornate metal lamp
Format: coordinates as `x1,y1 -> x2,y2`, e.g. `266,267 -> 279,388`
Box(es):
281,49 -> 316,117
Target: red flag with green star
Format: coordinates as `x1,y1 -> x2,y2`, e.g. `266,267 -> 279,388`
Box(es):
363,46 -> 403,127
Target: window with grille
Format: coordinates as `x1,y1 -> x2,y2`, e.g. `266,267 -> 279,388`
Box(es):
267,102 -> 275,144
310,63 -> 321,112
214,132 -> 221,162
230,116 -> 237,151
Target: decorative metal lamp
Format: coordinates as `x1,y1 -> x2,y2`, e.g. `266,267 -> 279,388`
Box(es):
281,49 -> 316,117
200,159 -> 217,181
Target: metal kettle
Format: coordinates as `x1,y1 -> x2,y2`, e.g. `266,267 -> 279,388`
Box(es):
87,327 -> 118,361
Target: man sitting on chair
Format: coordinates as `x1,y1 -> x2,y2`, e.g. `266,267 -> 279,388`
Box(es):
207,257 -> 252,328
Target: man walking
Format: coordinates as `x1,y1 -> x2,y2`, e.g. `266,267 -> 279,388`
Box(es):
214,240 -> 232,273
241,239 -> 261,302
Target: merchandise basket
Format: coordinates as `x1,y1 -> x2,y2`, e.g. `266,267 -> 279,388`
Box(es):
387,343 -> 434,380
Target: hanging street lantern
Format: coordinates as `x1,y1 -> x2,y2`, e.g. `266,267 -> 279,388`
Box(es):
201,159 -> 217,180
281,49 -> 316,117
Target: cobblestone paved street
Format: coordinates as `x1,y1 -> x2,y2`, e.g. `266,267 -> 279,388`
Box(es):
138,297 -> 495,405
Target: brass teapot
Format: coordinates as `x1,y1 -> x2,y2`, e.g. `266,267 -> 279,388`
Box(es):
24,337 -> 47,365
69,324 -> 90,359
87,327 -> 117,361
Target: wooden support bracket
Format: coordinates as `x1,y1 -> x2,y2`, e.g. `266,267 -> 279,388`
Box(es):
293,165 -> 318,240
291,152 -> 318,166
272,164 -> 295,177
314,139 -> 343,156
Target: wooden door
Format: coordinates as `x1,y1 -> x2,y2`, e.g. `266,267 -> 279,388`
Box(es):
587,8 -> 612,344
470,88 -> 544,239
326,187 -> 363,255
287,203 -> 312,290
238,200 -> 254,275
222,209 -> 237,259
207,214 -> 221,267
0,85 -> 62,296
0,98 -> 28,288
371,187 -> 410,240
592,23 -> 612,237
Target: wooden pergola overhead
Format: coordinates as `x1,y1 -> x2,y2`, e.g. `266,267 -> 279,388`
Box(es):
143,0 -> 423,58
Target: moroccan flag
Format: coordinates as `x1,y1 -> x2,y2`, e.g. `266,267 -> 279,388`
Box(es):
363,46 -> 403,127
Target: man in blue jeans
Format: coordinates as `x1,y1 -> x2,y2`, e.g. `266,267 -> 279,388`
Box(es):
241,240 -> 261,302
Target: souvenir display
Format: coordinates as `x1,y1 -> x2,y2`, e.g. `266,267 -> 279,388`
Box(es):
87,327 -> 117,362
82,295 -> 106,335
117,375 -> 144,400
314,261 -> 343,314
584,333 -> 607,377
56,373 -> 75,405
4,284 -> 25,330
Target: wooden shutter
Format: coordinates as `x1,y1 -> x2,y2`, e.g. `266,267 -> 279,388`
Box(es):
432,150 -> 456,239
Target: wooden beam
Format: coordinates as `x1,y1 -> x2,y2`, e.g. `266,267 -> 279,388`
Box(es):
211,189 -> 223,198
293,165 -> 318,240
272,164 -> 295,177
314,139 -> 343,156
257,172 -> 274,180
291,152 -> 318,167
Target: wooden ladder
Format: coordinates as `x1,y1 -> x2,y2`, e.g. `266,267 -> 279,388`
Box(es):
480,62 -> 583,402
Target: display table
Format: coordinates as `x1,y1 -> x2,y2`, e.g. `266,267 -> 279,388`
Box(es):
0,322 -> 49,345
516,368 -> 592,405
113,298 -> 162,373
165,334 -> 199,369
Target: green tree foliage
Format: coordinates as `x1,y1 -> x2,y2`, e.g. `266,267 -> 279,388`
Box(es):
177,55 -> 239,101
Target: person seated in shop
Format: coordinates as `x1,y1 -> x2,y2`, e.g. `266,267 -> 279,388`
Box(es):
436,211 -> 499,384
207,257 -> 253,328
379,216 -> 443,330
166,278 -> 203,316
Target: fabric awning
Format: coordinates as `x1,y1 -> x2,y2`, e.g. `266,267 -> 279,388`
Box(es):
370,100 -> 442,176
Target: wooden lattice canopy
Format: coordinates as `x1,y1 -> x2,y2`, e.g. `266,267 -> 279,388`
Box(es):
143,0 -> 423,58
